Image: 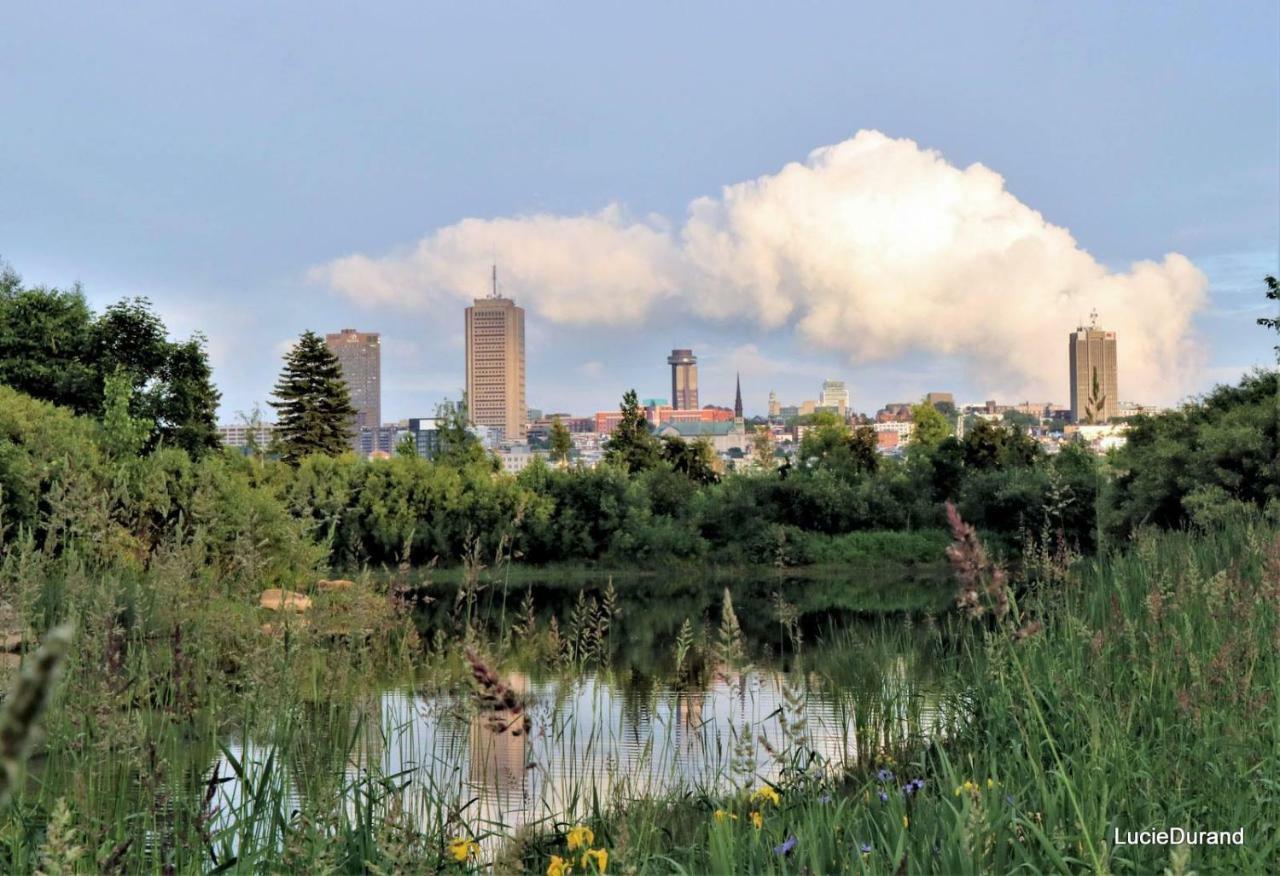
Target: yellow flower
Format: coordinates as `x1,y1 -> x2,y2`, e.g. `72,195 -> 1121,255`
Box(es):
986,778 -> 999,789
750,810 -> 764,830
752,785 -> 781,807
902,815 -> 909,829
713,809 -> 738,823
547,854 -> 572,876
954,780 -> 980,797
566,826 -> 595,851
447,837 -> 478,863
580,848 -> 609,873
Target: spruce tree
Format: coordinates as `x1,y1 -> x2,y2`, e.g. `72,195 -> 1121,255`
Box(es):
270,330 -> 356,464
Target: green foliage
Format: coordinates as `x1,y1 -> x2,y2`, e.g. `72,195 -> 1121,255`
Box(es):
909,399 -> 952,447
661,435 -> 719,484
603,389 -> 660,473
434,395 -> 491,469
0,266 -> 219,456
1084,365 -> 1106,424
1256,274 -> 1278,356
270,330 -> 357,465
548,416 -> 573,464
99,371 -> 152,459
1108,369 -> 1279,537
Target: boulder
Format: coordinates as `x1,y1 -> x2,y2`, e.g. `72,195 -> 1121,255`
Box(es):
317,578 -> 355,593
258,589 -> 312,612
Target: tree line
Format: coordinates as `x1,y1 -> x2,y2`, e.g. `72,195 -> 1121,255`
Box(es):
1,261 -> 1276,574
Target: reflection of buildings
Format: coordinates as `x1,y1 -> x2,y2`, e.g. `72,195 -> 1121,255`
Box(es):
467,672 -> 530,810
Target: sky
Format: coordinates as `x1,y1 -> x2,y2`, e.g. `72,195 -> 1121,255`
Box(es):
2,2 -> 1277,422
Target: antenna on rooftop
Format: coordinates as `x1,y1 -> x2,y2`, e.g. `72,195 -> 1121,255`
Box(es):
490,264 -> 499,298
1088,308 -> 1099,329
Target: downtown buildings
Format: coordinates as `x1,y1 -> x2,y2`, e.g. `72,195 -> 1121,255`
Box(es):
325,328 -> 382,446
1069,314 -> 1119,424
465,282 -> 527,441
667,348 -> 698,410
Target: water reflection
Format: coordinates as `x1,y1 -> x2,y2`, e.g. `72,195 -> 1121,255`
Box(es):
207,660 -> 951,849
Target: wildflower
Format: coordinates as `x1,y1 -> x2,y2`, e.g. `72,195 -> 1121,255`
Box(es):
878,791 -> 889,803
902,815 -> 909,829
447,837 -> 479,863
954,780 -> 979,797
580,848 -> 608,873
752,785 -> 781,807
774,835 -> 797,856
713,809 -> 737,823
750,810 -> 764,830
818,793 -> 833,804
547,855 -> 572,876
859,842 -> 873,855
906,778 -> 926,795
986,778 -> 999,789
876,768 -> 894,782
566,826 -> 595,851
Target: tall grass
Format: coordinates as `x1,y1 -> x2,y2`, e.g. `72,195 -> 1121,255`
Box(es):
0,510 -> 1274,872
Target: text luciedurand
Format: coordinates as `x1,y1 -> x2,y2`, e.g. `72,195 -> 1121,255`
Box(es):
1113,828 -> 1243,846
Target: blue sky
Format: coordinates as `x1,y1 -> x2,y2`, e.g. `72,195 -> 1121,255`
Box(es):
2,2 -> 1276,422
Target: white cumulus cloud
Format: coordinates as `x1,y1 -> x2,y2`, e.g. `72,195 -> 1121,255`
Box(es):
310,131 -> 1208,403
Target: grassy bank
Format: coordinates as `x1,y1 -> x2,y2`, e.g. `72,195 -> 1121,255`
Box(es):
504,516 -> 1280,874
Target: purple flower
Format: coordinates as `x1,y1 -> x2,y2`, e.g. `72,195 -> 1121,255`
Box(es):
902,777 -> 926,796
859,842 -> 873,855
876,768 -> 894,782
818,793 -> 833,804
774,835 -> 798,856
878,791 -> 889,803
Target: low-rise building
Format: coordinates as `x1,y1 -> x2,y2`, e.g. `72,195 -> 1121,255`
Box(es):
654,419 -> 750,454
217,422 -> 275,449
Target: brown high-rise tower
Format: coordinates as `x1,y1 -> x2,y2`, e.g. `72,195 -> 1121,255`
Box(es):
465,269 -> 526,440
325,329 -> 381,445
667,348 -> 698,411
1069,313 -> 1118,424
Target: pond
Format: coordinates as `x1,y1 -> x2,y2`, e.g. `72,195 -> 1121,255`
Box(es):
202,564 -> 963,857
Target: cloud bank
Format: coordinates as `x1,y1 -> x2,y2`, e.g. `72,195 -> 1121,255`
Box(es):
310,131 -> 1207,403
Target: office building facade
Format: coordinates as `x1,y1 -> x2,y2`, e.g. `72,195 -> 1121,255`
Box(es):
466,294 -> 527,440
1069,320 -> 1118,423
667,348 -> 698,410
325,329 -> 381,447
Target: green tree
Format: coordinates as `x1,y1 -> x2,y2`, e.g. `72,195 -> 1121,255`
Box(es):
909,400 -> 952,448
434,395 -> 491,468
269,330 -> 356,465
0,266 -> 97,412
661,435 -> 720,484
750,424 -> 775,470
1259,275 -> 1279,357
0,267 -> 219,455
1084,366 -> 1107,425
152,334 -> 221,456
395,432 -> 419,457
549,415 -> 573,464
604,389 -> 660,473
99,370 -> 152,459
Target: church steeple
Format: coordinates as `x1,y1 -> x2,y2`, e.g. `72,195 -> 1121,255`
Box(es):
734,372 -> 743,418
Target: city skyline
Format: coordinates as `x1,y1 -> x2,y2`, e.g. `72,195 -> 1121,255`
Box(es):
2,4 -> 1275,422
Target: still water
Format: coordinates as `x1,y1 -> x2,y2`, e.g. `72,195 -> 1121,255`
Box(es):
206,566 -> 958,849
